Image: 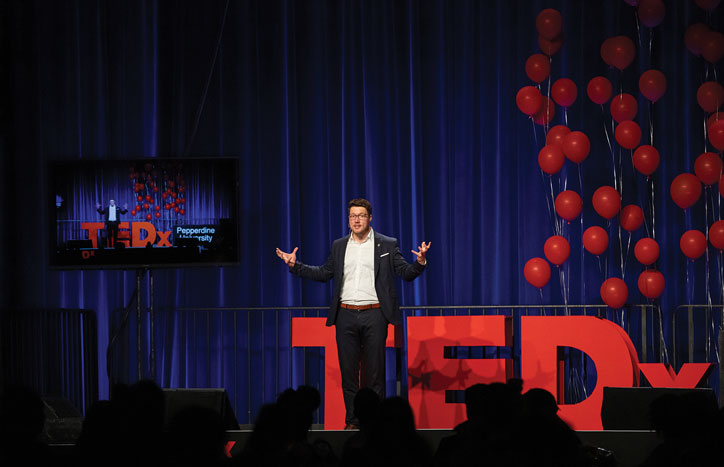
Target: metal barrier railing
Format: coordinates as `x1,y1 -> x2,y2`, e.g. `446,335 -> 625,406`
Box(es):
672,304 -> 724,367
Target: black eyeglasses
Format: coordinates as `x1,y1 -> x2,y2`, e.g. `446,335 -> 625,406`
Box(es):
349,214 -> 369,220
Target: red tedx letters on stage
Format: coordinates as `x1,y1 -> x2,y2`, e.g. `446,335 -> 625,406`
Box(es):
407,316 -> 513,428
291,316 -> 714,430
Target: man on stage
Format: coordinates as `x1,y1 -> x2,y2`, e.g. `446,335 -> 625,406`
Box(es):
96,199 -> 128,248
276,198 -> 430,429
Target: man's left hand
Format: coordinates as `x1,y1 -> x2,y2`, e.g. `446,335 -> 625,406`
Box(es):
411,241 -> 431,265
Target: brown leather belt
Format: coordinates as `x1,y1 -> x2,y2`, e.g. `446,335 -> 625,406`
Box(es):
339,302 -> 380,311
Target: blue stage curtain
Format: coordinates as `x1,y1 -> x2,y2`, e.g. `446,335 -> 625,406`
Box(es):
2,0 -> 720,423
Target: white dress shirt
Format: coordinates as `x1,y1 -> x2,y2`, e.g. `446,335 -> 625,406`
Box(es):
340,228 -> 379,305
109,205 -> 117,221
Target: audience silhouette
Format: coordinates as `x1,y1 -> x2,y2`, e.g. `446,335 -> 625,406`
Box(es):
4,379 -> 724,467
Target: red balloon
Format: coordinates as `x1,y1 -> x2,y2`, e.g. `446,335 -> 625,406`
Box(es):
145,195 -> 152,202
174,207 -> 180,213
638,270 -> 665,299
165,204 -> 171,210
592,186 -> 622,219
582,226 -> 609,256
538,145 -> 565,174
516,86 -> 543,116
709,220 -> 724,250
702,31 -> 724,64
525,54 -> 551,83
697,81 -> 724,113
708,120 -> 724,151
146,213 -> 152,221
137,195 -> 143,202
562,131 -> 590,163
695,152 -> 723,185
131,210 -> 137,216
639,69 -> 667,103
546,125 -> 570,149
555,190 -> 582,221
615,120 -> 642,149
600,278 -> 628,309
536,8 -> 562,40
685,23 -> 710,56
544,236 -> 571,266
524,257 -> 551,288
709,119 -> 724,151
695,0 -> 722,11
143,203 -> 150,210
135,204 -> 142,211
680,230 -> 707,260
708,220 -> 724,251
155,205 -> 161,211
551,78 -> 577,107
610,93 -> 638,123
180,209 -> 185,215
620,205 -> 644,232
538,34 -> 564,56
707,111 -> 724,130
155,212 -> 161,219
637,0 -> 666,28
670,173 -> 702,209
168,181 -> 176,188
153,186 -> 159,193
633,145 -> 660,175
587,76 -> 613,105
533,96 -> 555,126
602,36 -> 636,70
634,238 -> 660,265
162,192 -> 168,200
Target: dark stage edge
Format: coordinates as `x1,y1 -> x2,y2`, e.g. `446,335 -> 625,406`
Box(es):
224,429 -> 660,467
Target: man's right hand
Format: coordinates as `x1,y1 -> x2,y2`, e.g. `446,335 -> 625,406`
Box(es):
96,203 -> 101,209
276,247 -> 298,267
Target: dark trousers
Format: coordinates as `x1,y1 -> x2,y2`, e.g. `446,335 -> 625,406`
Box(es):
335,307 -> 388,425
105,221 -> 120,247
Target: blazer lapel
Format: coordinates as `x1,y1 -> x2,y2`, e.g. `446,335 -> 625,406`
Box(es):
374,236 -> 381,277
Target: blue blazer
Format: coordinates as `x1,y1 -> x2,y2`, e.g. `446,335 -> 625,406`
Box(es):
290,231 -> 425,326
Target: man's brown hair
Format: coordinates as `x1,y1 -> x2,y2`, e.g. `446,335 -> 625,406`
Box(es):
348,198 -> 372,216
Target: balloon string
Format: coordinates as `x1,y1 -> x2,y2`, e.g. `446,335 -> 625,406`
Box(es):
649,101 -> 654,146
635,10 -> 642,52
560,267 -> 568,315
656,304 -> 670,365
579,164 -> 585,303
564,107 -> 568,127
618,145 -> 624,207
651,176 -> 656,240
623,231 -> 632,278
531,116 -> 539,147
618,223 -> 625,280
540,170 -> 557,235
549,175 -> 560,235
720,250 -> 724,306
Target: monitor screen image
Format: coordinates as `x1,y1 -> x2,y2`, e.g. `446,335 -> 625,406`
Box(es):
50,158 -> 239,268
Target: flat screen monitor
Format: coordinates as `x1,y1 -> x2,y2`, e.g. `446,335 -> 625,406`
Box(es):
50,157 -> 239,269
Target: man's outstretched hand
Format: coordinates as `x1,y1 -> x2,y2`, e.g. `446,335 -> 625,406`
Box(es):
411,241 -> 431,265
276,247 -> 298,267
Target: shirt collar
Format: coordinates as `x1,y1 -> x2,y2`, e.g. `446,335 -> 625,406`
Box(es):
349,227 -> 374,244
